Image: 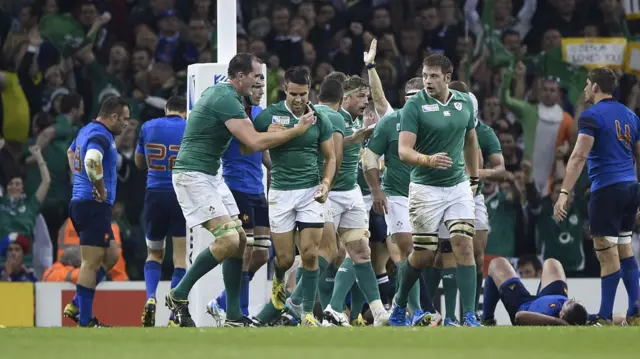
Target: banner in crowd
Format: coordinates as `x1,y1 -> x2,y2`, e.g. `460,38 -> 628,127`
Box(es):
561,37 -> 627,70
625,40 -> 640,75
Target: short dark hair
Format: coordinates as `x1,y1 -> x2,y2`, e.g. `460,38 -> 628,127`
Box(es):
33,111 -> 55,130
326,71 -> 348,84
449,80 -> 469,93
98,97 -> 130,118
405,77 -> 423,93
165,96 -> 187,113
318,78 -> 344,103
517,254 -> 542,272
501,29 -> 520,42
60,93 -> 83,114
562,302 -> 588,326
343,75 -> 369,93
423,54 -> 454,74
228,53 -> 258,79
284,66 -> 310,86
588,67 -> 617,95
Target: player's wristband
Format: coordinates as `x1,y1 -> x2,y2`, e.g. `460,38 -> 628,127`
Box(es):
417,154 -> 433,167
366,63 -> 376,69
560,189 -> 570,195
469,177 -> 480,186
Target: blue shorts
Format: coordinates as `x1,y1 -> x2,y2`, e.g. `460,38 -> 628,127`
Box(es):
369,209 -> 388,243
588,181 -> 640,237
69,200 -> 114,248
231,190 -> 269,229
499,278 -> 567,324
143,190 -> 186,241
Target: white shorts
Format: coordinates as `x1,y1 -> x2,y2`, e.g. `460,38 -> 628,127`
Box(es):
172,171 -> 239,228
363,194 -> 373,212
269,186 -> 324,233
408,181 -> 475,234
438,193 -> 489,239
323,201 -> 333,224
385,196 -> 412,235
329,188 -> 369,229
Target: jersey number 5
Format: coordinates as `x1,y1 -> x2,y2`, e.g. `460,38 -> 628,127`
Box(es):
146,143 -> 180,171
615,120 -> 632,149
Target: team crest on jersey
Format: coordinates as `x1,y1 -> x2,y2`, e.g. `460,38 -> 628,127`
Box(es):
422,104 -> 439,112
569,214 -> 578,225
454,102 -> 463,111
443,111 -> 451,117
272,116 -> 290,125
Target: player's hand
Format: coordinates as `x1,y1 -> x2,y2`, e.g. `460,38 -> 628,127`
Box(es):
364,38 -> 377,65
268,123 -> 287,132
520,160 -> 532,179
421,152 -> 452,169
93,187 -> 107,203
314,181 -> 330,203
353,126 -> 374,143
372,190 -> 388,215
553,193 -> 569,221
28,145 -> 43,159
294,104 -> 316,134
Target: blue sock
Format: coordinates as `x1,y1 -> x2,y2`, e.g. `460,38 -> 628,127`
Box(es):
621,257 -> 640,317
217,291 -> 227,311
171,268 -> 186,289
599,270 -> 622,320
73,267 -> 107,306
143,261 -> 162,300
240,272 -> 251,316
247,271 -> 255,281
76,284 -> 95,326
482,275 -> 500,320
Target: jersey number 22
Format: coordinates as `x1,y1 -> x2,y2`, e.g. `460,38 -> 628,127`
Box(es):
146,143 -> 180,171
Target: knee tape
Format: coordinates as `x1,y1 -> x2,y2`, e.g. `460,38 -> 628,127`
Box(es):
210,221 -> 240,238
252,234 -> 272,250
340,228 -> 370,244
618,232 -> 632,245
245,233 -> 255,246
447,220 -> 475,239
146,238 -> 166,250
413,233 -> 439,251
604,236 -> 619,245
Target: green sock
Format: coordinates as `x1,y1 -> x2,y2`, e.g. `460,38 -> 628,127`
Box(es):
441,268 -> 458,320
301,268 -> 319,313
222,257 -> 243,320
353,262 -> 381,303
408,280 -> 421,313
475,271 -> 483,312
423,267 -> 442,301
349,283 -> 366,321
255,301 -> 282,324
173,248 -> 218,300
329,258 -> 356,311
289,269 -> 303,305
318,261 -> 336,309
396,260 -> 421,307
457,264 -> 477,314
394,262 -> 404,294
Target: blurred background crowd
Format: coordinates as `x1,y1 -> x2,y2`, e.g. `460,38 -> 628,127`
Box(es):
2,0 -> 640,284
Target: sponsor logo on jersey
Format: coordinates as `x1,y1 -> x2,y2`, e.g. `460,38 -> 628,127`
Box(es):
443,111 -> 451,117
454,102 -> 463,111
272,116 -> 290,125
422,104 -> 439,112
396,123 -> 400,131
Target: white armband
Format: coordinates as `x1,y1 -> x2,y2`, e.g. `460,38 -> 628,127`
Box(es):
84,149 -> 104,181
362,148 -> 381,172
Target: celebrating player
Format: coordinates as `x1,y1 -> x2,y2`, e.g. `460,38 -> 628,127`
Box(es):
64,97 -> 130,327
207,76 -> 271,325
482,257 -> 588,326
135,96 -> 188,327
554,67 -> 640,325
392,54 -> 481,327
166,54 -> 315,327
252,66 -> 336,327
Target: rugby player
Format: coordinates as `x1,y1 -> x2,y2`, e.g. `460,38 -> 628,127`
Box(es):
481,257 -> 588,326
207,75 -> 271,325
322,75 -> 390,327
64,97 -> 130,327
135,96 -> 188,327
434,81 -> 505,326
166,54 -> 315,327
251,66 -> 336,327
554,67 -> 640,325
392,54 -> 481,327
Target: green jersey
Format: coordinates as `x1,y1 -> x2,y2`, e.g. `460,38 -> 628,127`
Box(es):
367,111 -> 411,198
400,90 -> 475,187
485,191 -> 516,257
255,102 -> 333,190
174,82 -> 247,176
476,121 -> 502,196
333,108 -> 363,191
85,61 -> 130,118
535,198 -> 585,272
315,105 -> 345,178
0,195 -> 42,241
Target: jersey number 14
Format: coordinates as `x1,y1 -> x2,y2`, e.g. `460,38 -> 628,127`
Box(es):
615,120 -> 632,149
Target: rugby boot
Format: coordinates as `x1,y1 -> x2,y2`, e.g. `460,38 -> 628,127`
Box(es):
285,297 -> 303,321
271,277 -> 287,310
322,305 -> 351,326
462,312 -> 483,327
63,300 -> 80,324
206,299 -> 226,327
350,313 -> 367,327
165,290 -> 195,327
444,318 -> 461,327
80,317 -> 109,327
224,316 -> 260,327
389,303 -> 407,326
302,313 -> 320,327
141,298 -> 156,327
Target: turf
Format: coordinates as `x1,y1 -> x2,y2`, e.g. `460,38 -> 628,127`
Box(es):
3,327 -> 639,359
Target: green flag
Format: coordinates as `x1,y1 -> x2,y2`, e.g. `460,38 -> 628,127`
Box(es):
526,47 -> 588,105
480,0 -> 515,68
39,13 -> 95,57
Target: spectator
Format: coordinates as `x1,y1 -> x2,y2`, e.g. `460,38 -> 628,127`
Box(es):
517,254 -> 542,279
484,172 -> 522,261
172,15 -> 211,77
0,233 -> 37,282
41,245 -> 80,283
265,3 -> 304,68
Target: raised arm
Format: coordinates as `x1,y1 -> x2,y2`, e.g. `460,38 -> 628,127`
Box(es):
364,39 -> 392,118
30,146 -> 51,203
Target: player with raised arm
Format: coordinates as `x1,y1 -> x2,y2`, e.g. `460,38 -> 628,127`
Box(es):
392,54 -> 481,327
64,97 -> 130,327
206,76 -> 271,325
554,67 -> 640,325
322,75 -> 390,327
482,257 -> 588,326
135,96 -> 188,327
251,66 -> 336,327
166,54 -> 315,327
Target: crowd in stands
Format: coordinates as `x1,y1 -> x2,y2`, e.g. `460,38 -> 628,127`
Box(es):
2,0 -> 640,283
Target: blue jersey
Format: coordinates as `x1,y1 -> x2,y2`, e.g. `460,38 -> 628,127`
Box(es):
578,99 -> 640,192
222,105 -> 264,194
136,115 -> 186,190
70,122 -> 118,205
521,295 -> 567,318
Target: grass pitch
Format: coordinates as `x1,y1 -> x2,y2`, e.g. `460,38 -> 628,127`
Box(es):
3,327 -> 639,359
